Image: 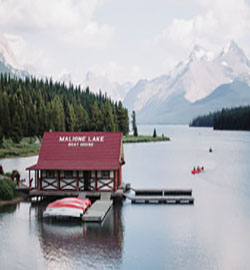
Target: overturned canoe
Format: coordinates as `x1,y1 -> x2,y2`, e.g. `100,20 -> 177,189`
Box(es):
43,197 -> 91,218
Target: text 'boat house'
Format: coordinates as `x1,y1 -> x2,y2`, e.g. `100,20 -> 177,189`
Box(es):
27,132 -> 125,194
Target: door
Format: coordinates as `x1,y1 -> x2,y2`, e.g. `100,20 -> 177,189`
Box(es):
83,171 -> 91,191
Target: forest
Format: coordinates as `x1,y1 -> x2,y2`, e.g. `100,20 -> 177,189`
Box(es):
189,105 -> 250,130
0,74 -> 129,144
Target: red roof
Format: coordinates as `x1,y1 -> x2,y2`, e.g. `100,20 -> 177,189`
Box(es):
27,132 -> 124,171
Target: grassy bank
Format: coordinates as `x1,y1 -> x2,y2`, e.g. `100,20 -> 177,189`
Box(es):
0,137 -> 41,159
0,134 -> 169,159
123,135 -> 170,143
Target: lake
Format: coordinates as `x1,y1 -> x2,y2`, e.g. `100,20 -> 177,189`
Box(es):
1,125 -> 250,270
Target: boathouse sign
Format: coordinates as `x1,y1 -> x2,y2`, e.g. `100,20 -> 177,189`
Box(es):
59,135 -> 105,147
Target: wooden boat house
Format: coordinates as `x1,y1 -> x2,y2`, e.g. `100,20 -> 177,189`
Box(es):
27,132 -> 125,193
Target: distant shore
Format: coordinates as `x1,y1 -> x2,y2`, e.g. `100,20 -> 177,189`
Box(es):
0,137 -> 41,159
123,135 -> 170,143
0,135 -> 170,159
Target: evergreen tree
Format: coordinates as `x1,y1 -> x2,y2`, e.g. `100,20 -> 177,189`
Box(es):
0,126 -> 3,147
102,100 -> 115,132
153,128 -> 157,138
0,75 -> 130,137
131,110 -> 138,136
75,105 -> 89,131
117,101 -> 129,135
65,101 -> 76,131
90,101 -> 101,131
27,104 -> 38,136
50,96 -> 65,131
11,112 -> 22,143
2,91 -> 11,137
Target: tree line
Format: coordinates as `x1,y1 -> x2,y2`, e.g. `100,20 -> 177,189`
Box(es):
0,74 -> 129,144
189,105 -> 250,130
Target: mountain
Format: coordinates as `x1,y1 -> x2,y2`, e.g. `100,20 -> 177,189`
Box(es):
0,35 -> 30,79
81,72 -> 133,101
123,41 -> 250,124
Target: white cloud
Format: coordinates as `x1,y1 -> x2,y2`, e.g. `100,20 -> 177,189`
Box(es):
155,0 -> 250,68
0,0 -> 101,30
0,0 -> 114,48
1,0 -> 250,87
0,0 -> 114,80
87,62 -> 142,83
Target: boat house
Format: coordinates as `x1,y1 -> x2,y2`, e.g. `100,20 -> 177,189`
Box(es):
27,132 -> 125,193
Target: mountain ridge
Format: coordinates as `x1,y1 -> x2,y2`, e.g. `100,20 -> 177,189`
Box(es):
123,41 -> 250,124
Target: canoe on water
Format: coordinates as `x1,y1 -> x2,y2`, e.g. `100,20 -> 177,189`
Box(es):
191,169 -> 204,175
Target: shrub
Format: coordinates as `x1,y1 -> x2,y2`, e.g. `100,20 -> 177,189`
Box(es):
0,178 -> 17,200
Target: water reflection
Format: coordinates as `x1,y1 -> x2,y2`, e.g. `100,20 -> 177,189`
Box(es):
0,203 -> 18,214
34,203 -> 124,270
1,126 -> 250,270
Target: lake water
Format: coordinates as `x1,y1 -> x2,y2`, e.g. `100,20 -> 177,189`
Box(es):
1,125 -> 250,270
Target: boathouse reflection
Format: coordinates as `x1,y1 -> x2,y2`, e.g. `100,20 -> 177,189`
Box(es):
36,204 -> 124,268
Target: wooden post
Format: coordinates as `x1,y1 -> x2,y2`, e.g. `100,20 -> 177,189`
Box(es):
29,170 -> 31,191
37,170 -> 40,190
114,171 -> 117,191
35,170 -> 38,189
57,171 -> 60,191
76,171 -> 79,191
119,165 -> 122,186
94,171 -> 97,191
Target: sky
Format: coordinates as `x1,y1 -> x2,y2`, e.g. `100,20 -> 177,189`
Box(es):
0,0 -> 250,85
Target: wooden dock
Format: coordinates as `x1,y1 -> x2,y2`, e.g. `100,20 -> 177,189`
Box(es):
129,196 -> 193,204
82,193 -> 113,222
124,188 -> 194,205
29,189 -> 124,200
132,188 -> 192,196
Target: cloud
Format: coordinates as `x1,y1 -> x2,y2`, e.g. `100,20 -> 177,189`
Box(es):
0,0 -> 114,49
154,0 -> 250,67
0,0 -> 116,82
87,62 -> 143,83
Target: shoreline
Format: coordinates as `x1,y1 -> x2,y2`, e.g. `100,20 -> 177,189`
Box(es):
123,135 -> 170,144
0,196 -> 24,208
0,135 -> 170,159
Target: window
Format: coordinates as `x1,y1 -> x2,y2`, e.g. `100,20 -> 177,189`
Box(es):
64,170 -> 73,178
101,170 -> 110,179
46,170 -> 55,178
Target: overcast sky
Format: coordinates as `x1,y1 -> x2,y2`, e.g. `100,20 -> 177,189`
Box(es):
0,0 -> 250,84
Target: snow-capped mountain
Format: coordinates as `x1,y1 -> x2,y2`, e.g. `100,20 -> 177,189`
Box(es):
81,72 -> 133,101
123,41 -> 250,123
0,35 -> 30,79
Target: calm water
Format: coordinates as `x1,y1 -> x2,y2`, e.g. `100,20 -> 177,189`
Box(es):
1,125 -> 250,270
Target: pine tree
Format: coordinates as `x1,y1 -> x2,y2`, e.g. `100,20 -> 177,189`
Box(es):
75,105 -> 89,131
90,101 -> 101,131
153,128 -> 157,138
0,126 -> 3,147
131,110 -> 138,136
50,96 -> 65,131
2,91 -> 11,137
0,76 -> 131,138
117,101 -> 129,135
102,100 -> 115,132
11,112 -> 22,143
65,101 -> 76,131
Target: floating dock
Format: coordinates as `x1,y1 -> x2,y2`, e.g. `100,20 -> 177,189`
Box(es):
133,188 -> 192,196
82,193 -> 113,222
124,188 -> 194,205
